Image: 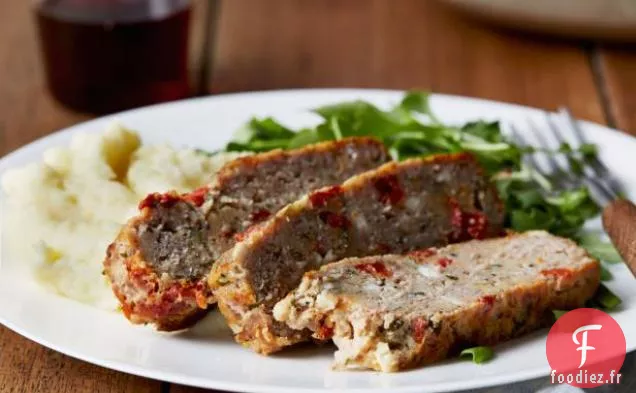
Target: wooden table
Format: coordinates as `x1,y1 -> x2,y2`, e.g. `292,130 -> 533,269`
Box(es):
1,1 -> 635,392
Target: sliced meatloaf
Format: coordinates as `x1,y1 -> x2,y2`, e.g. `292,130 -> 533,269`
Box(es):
104,137 -> 389,331
209,153 -> 505,354
274,231 -> 600,372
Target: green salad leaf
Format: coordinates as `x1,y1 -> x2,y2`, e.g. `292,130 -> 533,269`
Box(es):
600,264 -> 613,281
460,346 -> 495,364
576,233 -> 622,264
227,117 -> 295,152
588,284 -> 622,311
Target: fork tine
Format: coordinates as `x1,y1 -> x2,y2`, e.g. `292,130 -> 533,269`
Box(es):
558,107 -> 622,197
546,109 -> 616,204
508,123 -> 544,174
526,117 -> 574,182
545,113 -> 568,145
508,123 -> 554,191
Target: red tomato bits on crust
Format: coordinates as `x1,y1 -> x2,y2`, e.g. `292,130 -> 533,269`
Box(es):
249,209 -> 271,223
183,187 -> 209,207
233,223 -> 261,242
355,262 -> 393,278
309,186 -> 343,208
138,192 -> 181,210
408,248 -> 438,258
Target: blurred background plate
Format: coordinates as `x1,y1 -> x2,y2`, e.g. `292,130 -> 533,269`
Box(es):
440,0 -> 636,40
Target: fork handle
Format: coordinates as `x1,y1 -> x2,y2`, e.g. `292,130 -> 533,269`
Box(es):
603,199 -> 636,278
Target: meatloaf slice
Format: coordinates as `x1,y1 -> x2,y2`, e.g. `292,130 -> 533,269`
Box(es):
209,153 -> 505,354
274,231 -> 600,372
104,137 -> 389,331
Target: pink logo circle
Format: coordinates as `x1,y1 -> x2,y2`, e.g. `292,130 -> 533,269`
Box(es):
546,308 -> 626,388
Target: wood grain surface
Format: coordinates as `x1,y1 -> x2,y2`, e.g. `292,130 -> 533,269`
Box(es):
213,0 -> 604,122
599,45 -> 636,134
0,0 -> 633,392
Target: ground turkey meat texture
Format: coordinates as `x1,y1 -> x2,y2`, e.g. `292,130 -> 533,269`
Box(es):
274,231 -> 600,372
104,137 -> 389,331
209,152 -> 505,354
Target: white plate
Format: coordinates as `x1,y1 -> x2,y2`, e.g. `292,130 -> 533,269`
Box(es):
1,89 -> 635,393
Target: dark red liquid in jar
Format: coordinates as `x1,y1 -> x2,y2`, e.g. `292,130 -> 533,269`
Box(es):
36,0 -> 191,114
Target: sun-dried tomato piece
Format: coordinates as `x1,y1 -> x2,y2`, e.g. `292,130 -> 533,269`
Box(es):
355,261 -> 392,278
541,268 -> 573,279
184,187 -> 209,207
466,213 -> 488,239
436,257 -> 454,268
318,211 -> 351,229
448,198 -> 488,242
250,209 -> 271,223
411,317 -> 428,343
309,186 -> 343,208
480,295 -> 496,306
374,175 -> 404,205
317,324 -> 334,340
408,248 -> 438,258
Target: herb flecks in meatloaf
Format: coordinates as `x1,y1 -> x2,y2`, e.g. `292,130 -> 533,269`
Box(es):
209,153 -> 505,354
274,231 -> 600,372
104,137 -> 389,331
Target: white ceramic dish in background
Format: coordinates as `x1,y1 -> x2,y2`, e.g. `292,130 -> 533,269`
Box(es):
1,89 -> 635,393
440,0 -> 636,40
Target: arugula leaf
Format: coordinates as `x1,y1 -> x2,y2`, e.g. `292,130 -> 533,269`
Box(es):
313,101 -> 405,138
233,117 -> 294,143
588,284 -> 622,311
546,188 -> 589,210
579,143 -> 598,158
462,121 -> 504,143
509,209 -> 555,232
558,142 -> 599,176
600,264 -> 613,281
287,128 -> 324,149
397,91 -> 440,124
494,174 -> 599,237
227,117 -> 296,152
460,346 -> 495,364
576,233 -> 623,264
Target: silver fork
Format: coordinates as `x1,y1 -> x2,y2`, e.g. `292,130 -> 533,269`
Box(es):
508,109 -> 636,276
507,108 -> 619,206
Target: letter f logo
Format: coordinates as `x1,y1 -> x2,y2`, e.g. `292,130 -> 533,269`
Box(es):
573,324 -> 603,368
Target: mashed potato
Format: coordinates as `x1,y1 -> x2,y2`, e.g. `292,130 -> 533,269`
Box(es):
1,123 -> 244,310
